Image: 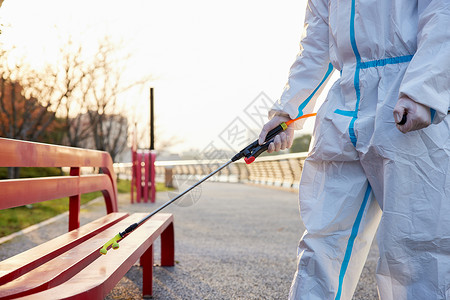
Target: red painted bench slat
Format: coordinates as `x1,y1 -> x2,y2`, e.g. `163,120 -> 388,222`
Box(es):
0,138 -> 113,168
0,175 -> 116,212
0,213 -> 128,286
8,213 -> 174,300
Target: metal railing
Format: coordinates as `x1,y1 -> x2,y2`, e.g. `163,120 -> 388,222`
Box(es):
115,152 -> 308,190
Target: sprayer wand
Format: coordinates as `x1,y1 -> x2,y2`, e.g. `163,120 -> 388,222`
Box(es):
100,113 -> 316,255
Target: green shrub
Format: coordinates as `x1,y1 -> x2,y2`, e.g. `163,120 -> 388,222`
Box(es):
0,167 -> 63,179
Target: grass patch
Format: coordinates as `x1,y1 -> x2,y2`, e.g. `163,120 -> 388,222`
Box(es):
117,180 -> 174,194
117,179 -> 131,193
155,182 -> 175,192
0,167 -> 63,179
0,191 -> 102,238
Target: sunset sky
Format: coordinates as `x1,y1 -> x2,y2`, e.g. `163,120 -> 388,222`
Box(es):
0,0 -> 337,157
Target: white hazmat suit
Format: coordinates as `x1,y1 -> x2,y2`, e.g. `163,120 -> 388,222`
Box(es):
268,0 -> 450,299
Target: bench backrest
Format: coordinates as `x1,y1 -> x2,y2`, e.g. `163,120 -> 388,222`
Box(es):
0,138 -> 118,231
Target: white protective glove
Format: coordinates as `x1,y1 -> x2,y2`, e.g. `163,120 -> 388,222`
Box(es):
258,115 -> 295,153
393,96 -> 431,134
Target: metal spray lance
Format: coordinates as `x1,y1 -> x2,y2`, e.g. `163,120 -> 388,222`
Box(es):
100,113 -> 316,255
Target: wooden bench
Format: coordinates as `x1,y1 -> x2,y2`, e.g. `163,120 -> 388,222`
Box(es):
0,138 -> 174,299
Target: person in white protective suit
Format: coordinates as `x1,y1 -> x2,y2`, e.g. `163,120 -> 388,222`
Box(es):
258,0 -> 450,299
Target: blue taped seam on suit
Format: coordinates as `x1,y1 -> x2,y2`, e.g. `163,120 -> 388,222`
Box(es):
349,0 -> 361,63
333,2 -> 367,297
359,55 -> 413,69
348,0 -> 361,147
334,184 -> 372,300
334,109 -> 356,117
349,66 -> 360,146
296,63 -> 334,118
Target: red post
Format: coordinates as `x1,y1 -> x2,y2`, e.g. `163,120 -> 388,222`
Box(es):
131,149 -> 136,204
68,167 -> 81,231
136,152 -> 142,203
144,152 -> 150,203
150,152 -> 156,203
131,123 -> 138,204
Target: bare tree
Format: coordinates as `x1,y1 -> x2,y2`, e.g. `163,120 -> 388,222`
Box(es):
18,36 -> 100,147
0,60 -> 62,178
82,36 -> 151,161
0,31 -> 152,161
86,112 -> 128,162
0,49 -> 60,144
0,40 -> 90,146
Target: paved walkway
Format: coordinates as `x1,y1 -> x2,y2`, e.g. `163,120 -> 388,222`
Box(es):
0,181 -> 378,299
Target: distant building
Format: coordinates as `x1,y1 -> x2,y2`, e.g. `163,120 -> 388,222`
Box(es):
69,111 -> 128,162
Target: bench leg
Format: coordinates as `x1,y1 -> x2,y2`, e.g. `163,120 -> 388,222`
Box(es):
69,167 -> 81,231
161,222 -> 175,266
141,244 -> 154,298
